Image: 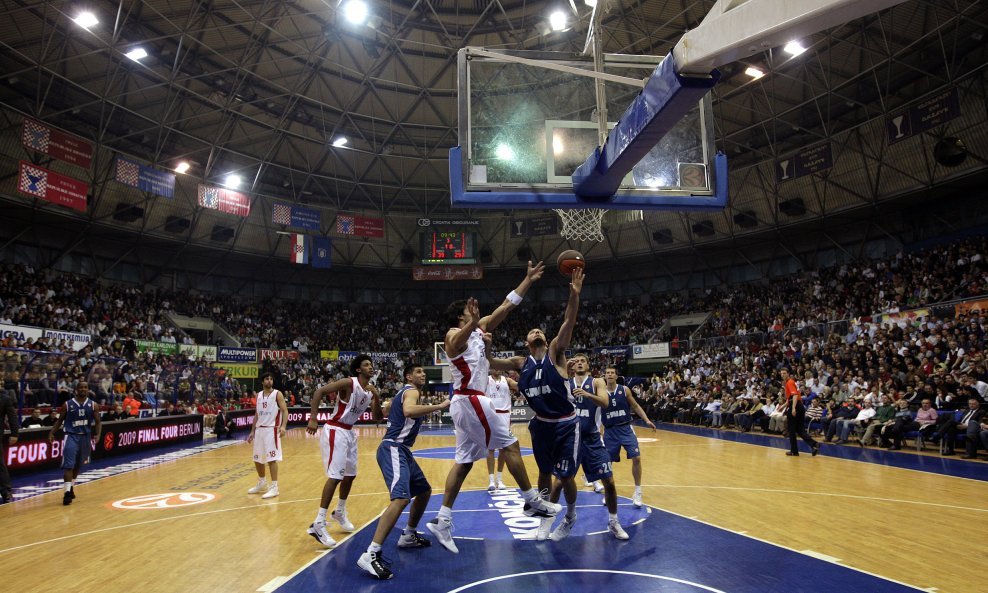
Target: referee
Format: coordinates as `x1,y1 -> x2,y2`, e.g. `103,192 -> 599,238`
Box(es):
781,369 -> 820,457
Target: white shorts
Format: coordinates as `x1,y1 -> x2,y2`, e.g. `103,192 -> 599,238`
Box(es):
493,409 -> 513,442
319,424 -> 358,479
451,394 -> 517,464
252,426 -> 283,463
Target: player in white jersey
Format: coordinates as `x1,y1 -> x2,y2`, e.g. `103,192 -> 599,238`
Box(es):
427,261 -> 562,554
304,355 -> 383,548
247,373 -> 289,499
485,370 -> 518,492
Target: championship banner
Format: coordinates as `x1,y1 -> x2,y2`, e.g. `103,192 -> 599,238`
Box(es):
220,364 -> 259,379
320,350 -> 340,361
21,119 -> 93,169
336,214 -> 384,238
509,216 -> 557,238
887,87 -> 961,145
286,408 -> 377,426
632,343 -> 671,359
114,156 -> 176,198
955,299 -> 988,316
412,265 -> 484,281
17,161 -> 88,212
217,346 -> 258,363
260,349 -> 300,362
197,183 -> 250,217
272,202 -> 321,230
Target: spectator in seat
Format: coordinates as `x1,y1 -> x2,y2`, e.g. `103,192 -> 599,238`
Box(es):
102,405 -> 126,422
932,397 -> 982,455
860,395 -> 895,447
834,400 -> 875,444
21,408 -> 45,429
825,400 -> 859,442
885,398 -> 933,450
214,406 -> 232,439
804,398 -> 824,433
122,391 -> 142,418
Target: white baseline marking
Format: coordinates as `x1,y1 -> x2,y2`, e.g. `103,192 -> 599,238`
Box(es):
446,569 -> 727,593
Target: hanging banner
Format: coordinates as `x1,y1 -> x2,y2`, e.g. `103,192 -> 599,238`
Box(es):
21,118 -> 93,169
217,346 -> 258,363
136,340 -> 179,355
509,216 -> 557,238
113,156 -> 176,198
776,143 -> 833,182
412,266 -> 484,281
42,330 -> 91,351
272,202 -> 321,230
220,364 -> 260,379
260,349 -> 300,362
197,183 -> 250,217
320,350 -> 340,361
336,214 -> 384,238
18,161 -> 88,212
632,343 -> 671,359
955,299 -> 988,316
887,87 -> 961,145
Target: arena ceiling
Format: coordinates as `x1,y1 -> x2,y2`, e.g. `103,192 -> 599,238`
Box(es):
0,0 -> 985,271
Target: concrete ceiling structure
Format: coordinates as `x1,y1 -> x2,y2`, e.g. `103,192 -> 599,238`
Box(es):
0,0 -> 985,272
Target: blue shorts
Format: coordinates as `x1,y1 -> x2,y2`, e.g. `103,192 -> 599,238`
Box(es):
528,417 -> 581,479
61,433 -> 92,470
376,441 -> 430,501
580,433 -> 613,481
603,424 -> 640,461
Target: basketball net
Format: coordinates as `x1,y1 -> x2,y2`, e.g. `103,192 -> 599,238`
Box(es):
554,208 -> 606,242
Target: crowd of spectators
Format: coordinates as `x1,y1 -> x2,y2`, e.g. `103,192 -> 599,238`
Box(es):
634,308 -> 988,458
1,235 -> 985,452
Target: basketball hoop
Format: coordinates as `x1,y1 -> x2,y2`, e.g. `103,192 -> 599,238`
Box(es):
554,208 -> 606,242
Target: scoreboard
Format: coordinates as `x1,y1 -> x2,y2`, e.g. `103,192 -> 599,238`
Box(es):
421,230 -> 477,264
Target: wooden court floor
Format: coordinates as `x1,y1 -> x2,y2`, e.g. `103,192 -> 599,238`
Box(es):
2,425 -> 986,593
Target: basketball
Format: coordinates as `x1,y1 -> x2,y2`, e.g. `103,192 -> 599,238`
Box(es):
557,249 -> 585,276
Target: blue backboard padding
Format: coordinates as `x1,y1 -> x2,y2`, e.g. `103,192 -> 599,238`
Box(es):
449,147 -> 728,211
572,55 -> 720,198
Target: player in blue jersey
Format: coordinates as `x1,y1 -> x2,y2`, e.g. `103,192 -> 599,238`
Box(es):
357,363 -> 450,580
48,381 -> 101,506
565,353 -> 629,540
489,268 -> 584,541
602,366 -> 655,507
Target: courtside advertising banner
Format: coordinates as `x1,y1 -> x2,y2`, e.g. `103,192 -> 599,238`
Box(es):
0,323 -> 45,344
42,329 -> 92,351
260,349 -> 300,361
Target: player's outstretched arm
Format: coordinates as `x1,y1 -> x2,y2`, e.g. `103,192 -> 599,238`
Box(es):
489,356 -> 527,373
550,267 -> 583,366
402,388 -> 451,419
446,297 -> 481,359
480,261 -> 545,332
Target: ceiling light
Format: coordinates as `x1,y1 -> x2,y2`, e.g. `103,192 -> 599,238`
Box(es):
584,0 -> 597,6
495,144 -> 515,161
224,174 -> 241,188
175,162 -> 190,174
549,11 -> 567,31
73,12 -> 99,29
343,1 -> 368,25
331,137 -> 348,148
125,48 -> 148,62
745,66 -> 765,79
784,40 -> 806,57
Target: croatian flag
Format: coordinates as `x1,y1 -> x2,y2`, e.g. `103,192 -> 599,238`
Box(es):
290,233 -> 310,264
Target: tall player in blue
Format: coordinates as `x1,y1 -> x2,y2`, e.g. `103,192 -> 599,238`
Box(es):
48,381 -> 101,506
357,363 -> 450,580
602,366 -> 656,507
490,268 -> 584,541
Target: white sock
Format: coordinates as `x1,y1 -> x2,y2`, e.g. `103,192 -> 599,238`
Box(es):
315,507 -> 328,524
64,482 -> 72,492
270,481 -> 278,488
337,499 -> 347,513
496,472 -> 503,483
566,504 -> 577,520
403,526 -> 416,536
367,541 -> 382,554
438,505 -> 453,520
521,488 -> 539,502
634,485 -> 642,495
608,512 -> 618,523
257,478 -> 267,486
488,474 -> 495,483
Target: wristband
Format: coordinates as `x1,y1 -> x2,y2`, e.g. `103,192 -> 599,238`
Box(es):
506,291 -> 523,306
